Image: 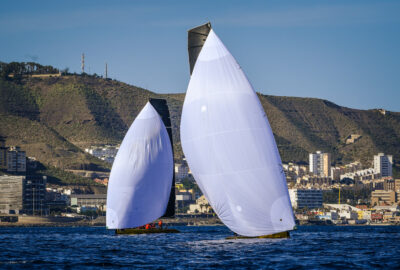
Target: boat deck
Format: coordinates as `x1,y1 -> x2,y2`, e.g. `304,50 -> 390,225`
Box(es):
226,231 -> 290,239
115,228 -> 180,235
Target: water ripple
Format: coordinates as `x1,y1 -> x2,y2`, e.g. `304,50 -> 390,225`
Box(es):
0,226 -> 399,269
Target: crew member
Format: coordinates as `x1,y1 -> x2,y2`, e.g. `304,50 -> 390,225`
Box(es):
158,220 -> 163,229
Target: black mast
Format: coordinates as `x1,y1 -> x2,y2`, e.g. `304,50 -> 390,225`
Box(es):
149,98 -> 175,217
188,22 -> 212,75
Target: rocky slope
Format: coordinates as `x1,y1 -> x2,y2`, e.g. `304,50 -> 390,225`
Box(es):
1,73 -> 399,183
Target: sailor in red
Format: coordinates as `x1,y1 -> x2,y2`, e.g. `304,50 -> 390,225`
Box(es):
158,220 -> 163,229
145,224 -> 150,230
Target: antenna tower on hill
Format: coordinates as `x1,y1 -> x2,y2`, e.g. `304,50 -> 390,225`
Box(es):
105,62 -> 108,79
81,53 -> 85,73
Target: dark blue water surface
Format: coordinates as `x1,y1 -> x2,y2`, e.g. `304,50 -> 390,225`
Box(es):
0,225 -> 399,269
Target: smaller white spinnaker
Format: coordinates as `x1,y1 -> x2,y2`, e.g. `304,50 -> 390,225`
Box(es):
106,102 -> 173,229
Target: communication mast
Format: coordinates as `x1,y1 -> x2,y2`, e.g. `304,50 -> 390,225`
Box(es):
81,53 -> 85,73
105,62 -> 108,79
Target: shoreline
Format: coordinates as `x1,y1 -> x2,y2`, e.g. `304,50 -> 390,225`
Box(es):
0,216 -> 224,228
1,222 -> 399,228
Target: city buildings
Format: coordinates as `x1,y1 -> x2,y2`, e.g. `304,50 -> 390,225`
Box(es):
0,175 -> 24,214
0,140 -> 27,173
309,151 -> 331,177
188,195 -> 212,214
46,187 -> 70,211
70,194 -> 107,211
296,176 -> 332,189
325,204 -> 360,220
175,163 -> 190,180
175,188 -> 196,210
374,153 -> 393,177
0,175 -> 47,215
383,179 -> 395,191
283,163 -> 307,184
371,190 -> 397,206
85,145 -> 119,164
6,146 -> 26,173
289,189 -> 323,209
396,179 -> 400,192
23,176 -> 48,215
340,168 -> 380,181
330,161 -> 362,181
0,138 -> 7,170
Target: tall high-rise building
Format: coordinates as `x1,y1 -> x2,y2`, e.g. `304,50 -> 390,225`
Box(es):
309,151 -> 331,177
0,138 -> 7,170
23,176 -> 48,215
0,175 -> 24,214
6,146 -> 26,173
374,153 -> 393,177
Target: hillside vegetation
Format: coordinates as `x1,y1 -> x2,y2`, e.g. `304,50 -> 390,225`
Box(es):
1,63 -> 399,184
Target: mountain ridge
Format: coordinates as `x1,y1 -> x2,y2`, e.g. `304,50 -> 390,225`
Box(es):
1,70 -> 399,183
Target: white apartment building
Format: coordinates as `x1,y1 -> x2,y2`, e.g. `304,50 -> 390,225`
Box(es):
331,161 -> 363,181
340,168 -> 380,181
324,204 -> 359,220
85,145 -> 119,164
374,153 -> 393,177
309,151 -> 331,177
289,189 -> 323,209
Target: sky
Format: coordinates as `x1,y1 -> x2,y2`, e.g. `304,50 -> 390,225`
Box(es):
1,0 -> 399,111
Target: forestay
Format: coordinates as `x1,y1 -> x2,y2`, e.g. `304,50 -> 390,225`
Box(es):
106,102 -> 173,229
180,29 -> 295,237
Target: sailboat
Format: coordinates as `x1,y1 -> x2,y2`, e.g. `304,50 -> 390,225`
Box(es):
106,101 -> 179,234
180,23 -> 295,238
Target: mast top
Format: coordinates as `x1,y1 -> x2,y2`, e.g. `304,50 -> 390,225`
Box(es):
188,22 -> 212,75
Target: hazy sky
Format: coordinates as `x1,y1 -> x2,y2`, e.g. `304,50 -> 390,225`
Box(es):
1,0 -> 399,111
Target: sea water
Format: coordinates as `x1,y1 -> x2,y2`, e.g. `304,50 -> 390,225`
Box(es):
0,226 -> 399,269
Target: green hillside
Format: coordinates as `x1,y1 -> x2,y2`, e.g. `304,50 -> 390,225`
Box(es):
1,63 -> 399,184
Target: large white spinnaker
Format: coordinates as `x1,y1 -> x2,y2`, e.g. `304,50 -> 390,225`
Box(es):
181,29 -> 295,237
106,102 -> 173,229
